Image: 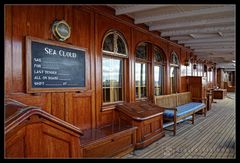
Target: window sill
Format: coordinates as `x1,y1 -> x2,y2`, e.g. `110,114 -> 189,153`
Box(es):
101,101 -> 124,111
136,97 -> 149,102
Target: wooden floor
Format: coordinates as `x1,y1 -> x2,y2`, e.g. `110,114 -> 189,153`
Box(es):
121,93 -> 236,159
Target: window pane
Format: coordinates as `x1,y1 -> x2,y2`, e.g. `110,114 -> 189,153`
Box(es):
170,66 -> 178,93
186,63 -> 192,76
103,34 -> 114,52
181,65 -> 186,76
154,47 -> 164,63
102,57 -> 123,103
193,69 -> 197,76
210,71 -> 213,82
171,52 -> 179,65
135,63 -> 147,98
136,44 -> 147,60
117,36 -> 126,55
154,66 -> 163,95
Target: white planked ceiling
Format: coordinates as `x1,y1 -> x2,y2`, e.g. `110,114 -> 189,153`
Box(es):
108,4 -> 236,68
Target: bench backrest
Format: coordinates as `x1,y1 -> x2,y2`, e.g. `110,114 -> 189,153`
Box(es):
154,92 -> 192,108
154,94 -> 177,108
177,92 -> 192,106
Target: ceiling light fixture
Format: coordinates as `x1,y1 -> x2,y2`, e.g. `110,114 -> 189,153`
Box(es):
189,34 -> 195,38
218,32 -> 223,37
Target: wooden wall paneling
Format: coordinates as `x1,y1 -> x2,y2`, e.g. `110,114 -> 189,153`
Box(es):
51,93 -> 65,120
63,6 -> 73,44
130,28 -> 135,102
178,47 -> 183,93
39,6 -> 55,114
40,123 -> 81,158
181,76 -> 188,92
12,6 -> 28,93
68,92 -> 93,130
5,127 -> 26,158
6,93 -> 52,114
165,43 -> 170,94
4,6 -> 12,95
54,5 -> 65,26
25,6 -> 48,92
30,6 -> 52,112
180,49 -> 187,92
160,42 -> 167,95
100,110 -> 115,127
124,56 -> 130,103
95,13 -> 131,127
42,6 -> 56,41
94,13 -> 103,127
72,7 -> 91,91
6,6 -> 55,112
65,92 -> 74,124
148,43 -> 154,102
132,29 -> 152,46
41,124 -> 71,157
89,9 -> 96,129
94,12 -> 101,127
25,123 -> 43,157
25,118 -> 82,158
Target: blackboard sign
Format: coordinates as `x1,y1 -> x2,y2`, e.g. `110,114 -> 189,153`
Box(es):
26,36 -> 86,93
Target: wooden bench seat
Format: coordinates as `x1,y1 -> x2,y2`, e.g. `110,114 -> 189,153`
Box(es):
154,92 -> 206,136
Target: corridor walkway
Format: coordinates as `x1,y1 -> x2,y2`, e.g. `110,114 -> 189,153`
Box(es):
122,93 -> 236,159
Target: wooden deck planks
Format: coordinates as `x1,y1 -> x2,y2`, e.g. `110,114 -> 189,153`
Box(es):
121,93 -> 236,159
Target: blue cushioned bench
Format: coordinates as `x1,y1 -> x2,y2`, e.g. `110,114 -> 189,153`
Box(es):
154,92 -> 206,135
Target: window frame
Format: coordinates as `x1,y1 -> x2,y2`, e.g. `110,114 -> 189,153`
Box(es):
153,46 -> 165,96
170,51 -> 180,94
101,30 -> 128,110
135,42 -> 151,100
102,55 -> 124,105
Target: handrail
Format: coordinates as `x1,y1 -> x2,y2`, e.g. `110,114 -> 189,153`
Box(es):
4,98 -> 83,135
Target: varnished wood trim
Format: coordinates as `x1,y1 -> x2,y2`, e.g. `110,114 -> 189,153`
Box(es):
5,106 -> 83,135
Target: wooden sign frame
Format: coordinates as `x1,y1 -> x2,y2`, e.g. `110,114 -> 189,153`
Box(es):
26,36 -> 87,93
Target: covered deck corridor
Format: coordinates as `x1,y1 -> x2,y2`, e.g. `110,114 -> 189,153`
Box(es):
122,93 -> 236,159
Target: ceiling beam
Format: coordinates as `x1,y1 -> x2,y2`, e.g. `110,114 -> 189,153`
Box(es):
195,53 -> 234,57
170,36 -> 192,40
161,26 -> 235,37
185,42 -> 235,47
191,46 -> 235,50
134,5 -> 234,24
173,33 -> 235,41
194,48 -> 235,52
206,55 -> 234,58
150,17 -> 234,31
115,5 -> 171,15
179,37 -> 235,44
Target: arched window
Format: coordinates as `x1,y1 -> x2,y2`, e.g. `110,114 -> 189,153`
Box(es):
102,31 -> 128,57
153,46 -> 165,95
135,42 -> 149,99
170,51 -> 179,93
171,52 -> 179,65
102,30 -> 128,104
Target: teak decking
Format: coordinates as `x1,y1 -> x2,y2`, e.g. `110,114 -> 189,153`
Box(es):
122,93 -> 235,159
